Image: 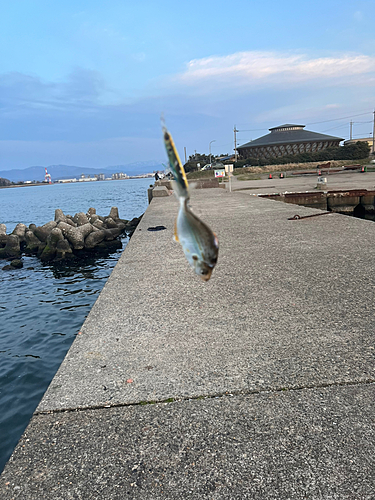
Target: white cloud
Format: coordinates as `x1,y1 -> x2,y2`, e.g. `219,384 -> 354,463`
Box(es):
175,51 -> 375,90
0,68 -> 107,110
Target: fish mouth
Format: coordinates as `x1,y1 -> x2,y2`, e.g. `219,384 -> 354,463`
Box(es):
200,268 -> 213,282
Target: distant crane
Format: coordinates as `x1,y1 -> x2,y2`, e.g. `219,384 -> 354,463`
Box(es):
44,168 -> 52,184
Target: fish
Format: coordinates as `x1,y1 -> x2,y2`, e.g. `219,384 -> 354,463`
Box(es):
162,122 -> 219,281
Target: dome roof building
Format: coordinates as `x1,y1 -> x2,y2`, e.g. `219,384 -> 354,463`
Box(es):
237,124 -> 344,160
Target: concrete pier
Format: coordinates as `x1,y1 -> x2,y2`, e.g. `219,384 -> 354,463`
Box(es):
1,185 -> 375,498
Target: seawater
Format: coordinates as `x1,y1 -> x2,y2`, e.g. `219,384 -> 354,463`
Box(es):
0,179 -> 152,472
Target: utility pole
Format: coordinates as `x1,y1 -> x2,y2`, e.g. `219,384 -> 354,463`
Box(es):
373,110 -> 375,155
234,125 -> 239,162
184,147 -> 187,164
350,120 -> 353,140
209,140 -> 216,166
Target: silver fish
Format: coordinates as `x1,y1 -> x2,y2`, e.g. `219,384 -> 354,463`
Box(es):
162,123 -> 219,281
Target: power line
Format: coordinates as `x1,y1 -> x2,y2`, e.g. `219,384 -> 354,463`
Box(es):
352,133 -> 373,138
237,127 -> 268,132
321,124 -> 348,133
237,111 -> 373,132
305,111 -> 372,126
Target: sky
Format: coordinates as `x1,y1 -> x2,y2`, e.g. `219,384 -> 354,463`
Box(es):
1,0 -> 375,170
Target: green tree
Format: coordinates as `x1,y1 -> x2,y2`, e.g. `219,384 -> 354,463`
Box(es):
184,153 -> 213,173
0,177 -> 11,186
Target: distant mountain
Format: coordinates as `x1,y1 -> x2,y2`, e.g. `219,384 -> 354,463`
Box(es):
0,161 -> 165,182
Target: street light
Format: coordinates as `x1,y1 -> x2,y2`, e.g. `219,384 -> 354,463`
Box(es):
209,140 -> 216,167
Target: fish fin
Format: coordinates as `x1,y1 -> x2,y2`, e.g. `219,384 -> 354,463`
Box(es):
162,122 -> 189,200
173,217 -> 179,242
171,180 -> 180,201
213,232 -> 219,249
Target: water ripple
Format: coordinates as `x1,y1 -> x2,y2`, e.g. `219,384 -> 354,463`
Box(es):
0,178 -> 150,472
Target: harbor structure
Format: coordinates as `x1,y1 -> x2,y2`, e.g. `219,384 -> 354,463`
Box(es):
2,184 -> 375,498
238,124 -> 343,160
344,137 -> 374,149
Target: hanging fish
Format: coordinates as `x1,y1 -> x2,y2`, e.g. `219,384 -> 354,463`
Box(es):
162,123 -> 219,281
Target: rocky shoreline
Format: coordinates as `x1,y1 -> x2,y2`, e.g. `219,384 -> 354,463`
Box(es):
0,206 -> 142,269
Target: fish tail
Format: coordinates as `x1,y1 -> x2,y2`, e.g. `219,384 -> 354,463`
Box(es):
162,122 -> 189,200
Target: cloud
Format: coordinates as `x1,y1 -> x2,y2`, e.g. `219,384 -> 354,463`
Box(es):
57,67 -> 108,104
175,51 -> 375,91
0,68 -> 167,145
0,72 -> 55,109
1,55 -> 374,169
0,68 -> 108,113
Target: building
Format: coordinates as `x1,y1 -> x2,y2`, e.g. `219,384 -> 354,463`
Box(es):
78,176 -> 96,182
237,124 -> 343,160
217,154 -> 236,163
344,137 -> 374,150
112,172 -> 129,180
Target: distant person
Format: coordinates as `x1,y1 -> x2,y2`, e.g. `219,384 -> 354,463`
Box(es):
155,172 -> 159,181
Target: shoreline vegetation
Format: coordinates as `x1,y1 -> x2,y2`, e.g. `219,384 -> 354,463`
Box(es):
186,158 -> 372,181
0,207 -> 142,270
184,141 -> 371,176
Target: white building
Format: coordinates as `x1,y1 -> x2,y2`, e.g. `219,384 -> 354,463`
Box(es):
57,178 -> 77,183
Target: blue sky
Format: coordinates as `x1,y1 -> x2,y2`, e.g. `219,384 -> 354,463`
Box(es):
1,0 -> 375,169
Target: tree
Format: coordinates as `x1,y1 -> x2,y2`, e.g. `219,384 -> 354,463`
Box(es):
184,153 -> 212,173
0,177 -> 11,186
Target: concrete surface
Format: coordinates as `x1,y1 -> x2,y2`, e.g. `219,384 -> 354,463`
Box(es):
229,169 -> 375,194
1,185 -> 375,498
152,185 -> 171,197
2,385 -> 374,499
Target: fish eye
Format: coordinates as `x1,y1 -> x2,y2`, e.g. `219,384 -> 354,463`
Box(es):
200,269 -> 209,275
192,255 -> 198,261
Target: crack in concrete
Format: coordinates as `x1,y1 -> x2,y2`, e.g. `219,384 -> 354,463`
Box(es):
35,377 -> 375,416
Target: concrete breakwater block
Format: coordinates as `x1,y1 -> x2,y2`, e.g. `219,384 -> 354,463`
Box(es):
152,186 -> 171,197
155,178 -> 220,190
148,178 -> 220,203
0,207 -> 143,264
155,179 -> 173,189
